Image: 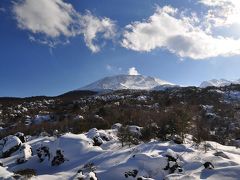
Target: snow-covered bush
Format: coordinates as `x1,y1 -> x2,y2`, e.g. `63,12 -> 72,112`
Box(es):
128,125 -> 142,137
0,135 -> 22,158
76,171 -> 98,180
140,123 -> 159,142
118,126 -> 140,147
14,169 -> 36,178
87,128 -> 111,146
111,123 -> 122,130
93,136 -> 103,146
164,149 -> 183,174
168,134 -> 183,144
82,162 -> 96,172
33,115 -> 51,124
51,149 -> 65,166
16,144 -> 32,164
76,162 -> 97,179
39,131 -> 50,137
14,132 -> 26,143
36,146 -> 50,162
53,129 -> 62,137
124,169 -> 138,178
74,115 -> 84,120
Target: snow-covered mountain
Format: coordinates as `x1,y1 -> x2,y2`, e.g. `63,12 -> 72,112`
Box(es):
79,74 -> 175,91
200,79 -> 240,88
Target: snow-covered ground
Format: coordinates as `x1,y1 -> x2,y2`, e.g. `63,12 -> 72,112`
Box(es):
1,129 -> 240,179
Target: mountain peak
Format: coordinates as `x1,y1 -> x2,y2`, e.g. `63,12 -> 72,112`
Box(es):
79,74 -> 174,91
200,79 -> 240,88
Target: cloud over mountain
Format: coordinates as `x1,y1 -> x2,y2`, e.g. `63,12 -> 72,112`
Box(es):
128,67 -> 140,75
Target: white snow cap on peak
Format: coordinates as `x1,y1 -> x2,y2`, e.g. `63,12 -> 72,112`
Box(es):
128,67 -> 140,75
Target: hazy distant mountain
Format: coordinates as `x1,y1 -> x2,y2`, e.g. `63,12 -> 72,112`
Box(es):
200,79 -> 240,88
79,74 -> 175,91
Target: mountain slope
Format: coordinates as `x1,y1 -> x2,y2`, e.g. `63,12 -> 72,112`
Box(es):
200,79 -> 240,88
79,75 -> 174,91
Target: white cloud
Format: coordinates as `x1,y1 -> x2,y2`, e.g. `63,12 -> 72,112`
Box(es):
13,0 -> 76,37
28,35 -> 70,48
121,5 -> 240,60
79,11 -> 116,53
106,64 -> 123,73
12,0 -> 240,59
128,67 -> 140,75
106,64 -> 112,71
200,0 -> 240,27
12,0 -> 116,52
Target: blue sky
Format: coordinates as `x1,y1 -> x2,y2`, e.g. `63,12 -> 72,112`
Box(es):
1,0 -> 240,97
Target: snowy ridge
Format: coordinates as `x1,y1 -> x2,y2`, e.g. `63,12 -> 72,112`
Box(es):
79,75 -> 175,91
200,79 -> 240,88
